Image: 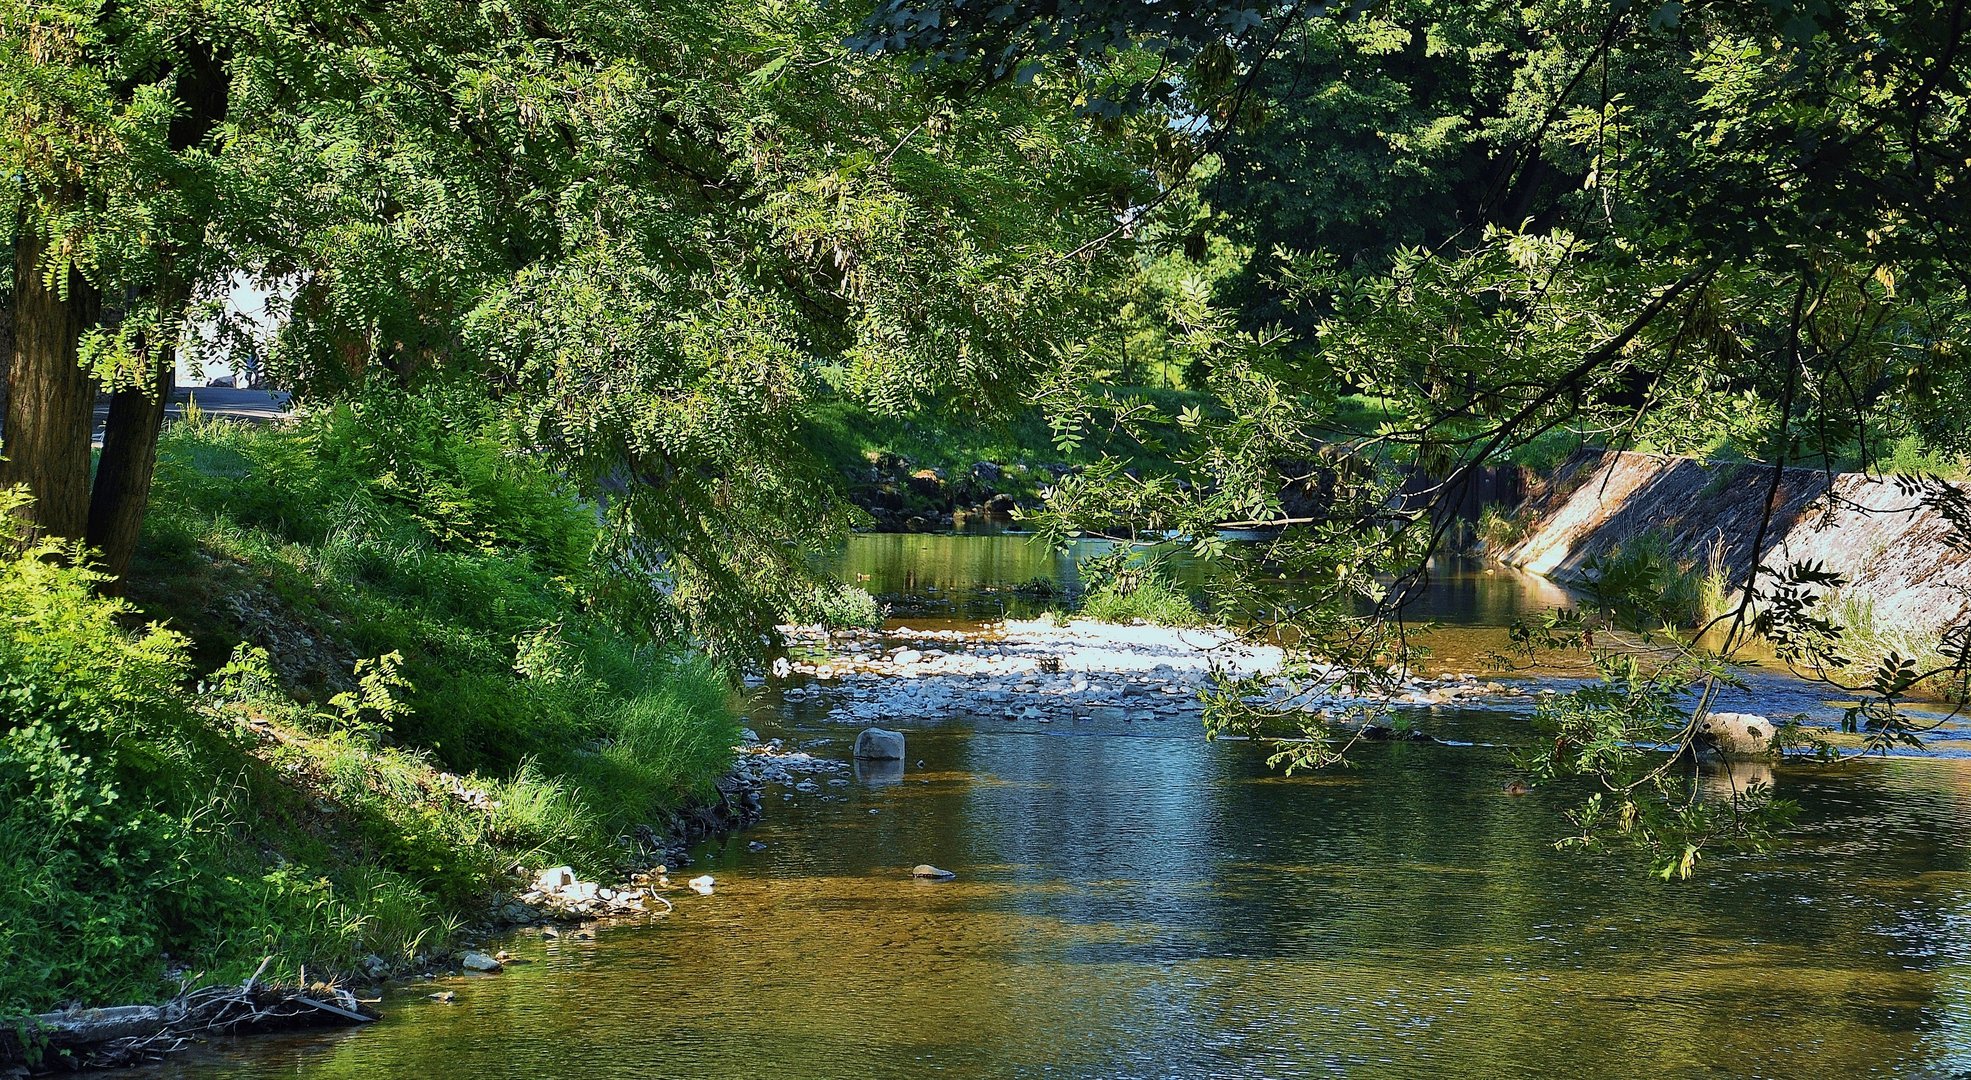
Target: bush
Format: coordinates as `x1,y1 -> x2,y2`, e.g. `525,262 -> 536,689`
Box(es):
1582,530 -> 1706,629
1072,551 -> 1207,626
0,498 -> 228,1013
0,387 -> 748,1016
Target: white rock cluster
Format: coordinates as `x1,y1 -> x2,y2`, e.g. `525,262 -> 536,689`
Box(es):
730,732 -> 851,786
774,617 -> 1282,725
772,617 -> 1528,727
518,865 -> 659,918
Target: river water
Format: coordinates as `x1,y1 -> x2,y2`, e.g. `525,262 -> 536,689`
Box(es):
139,534 -> 1971,1078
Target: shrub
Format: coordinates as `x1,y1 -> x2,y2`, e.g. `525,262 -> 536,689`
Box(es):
0,387 -> 748,1016
0,495 -> 228,1013
1073,551 -> 1207,626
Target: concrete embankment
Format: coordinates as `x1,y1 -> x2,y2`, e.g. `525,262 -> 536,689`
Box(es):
1498,449 -> 1971,640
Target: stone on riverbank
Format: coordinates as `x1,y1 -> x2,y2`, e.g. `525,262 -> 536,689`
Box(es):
854,727 -> 907,760
533,866 -> 576,891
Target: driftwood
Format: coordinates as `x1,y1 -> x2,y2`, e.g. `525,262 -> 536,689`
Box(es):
2,958 -> 377,1073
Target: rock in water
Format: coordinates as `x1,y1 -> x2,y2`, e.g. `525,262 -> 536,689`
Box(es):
911,864 -> 957,880
460,951 -> 503,973
1696,711 -> 1775,759
688,874 -> 716,895
854,727 -> 906,760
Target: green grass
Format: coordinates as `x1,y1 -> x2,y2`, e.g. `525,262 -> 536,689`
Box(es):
0,389 -> 742,1018
1078,576 -> 1208,626
1581,529 -> 1964,703
1069,554 -> 1208,627
1819,591 -> 1967,702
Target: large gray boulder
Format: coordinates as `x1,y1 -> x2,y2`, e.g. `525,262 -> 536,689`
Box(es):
854,727 -> 906,760
1695,711 -> 1776,759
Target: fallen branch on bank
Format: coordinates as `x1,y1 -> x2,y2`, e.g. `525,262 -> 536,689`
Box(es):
2,957 -> 377,1073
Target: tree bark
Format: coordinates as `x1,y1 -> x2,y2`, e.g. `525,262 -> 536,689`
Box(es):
87,283 -> 186,584
0,225 -> 101,543
83,38 -> 228,583
0,233 -> 14,429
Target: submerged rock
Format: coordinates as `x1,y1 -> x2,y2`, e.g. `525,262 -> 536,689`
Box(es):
854,727 -> 907,760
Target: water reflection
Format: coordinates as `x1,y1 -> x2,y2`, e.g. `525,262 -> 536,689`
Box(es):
133,536 -> 1971,1079
825,532 -> 1120,619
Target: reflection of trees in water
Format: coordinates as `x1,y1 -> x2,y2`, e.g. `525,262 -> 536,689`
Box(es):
828,535 -> 1117,617
931,729 -> 1971,1072
793,538 -> 1971,1072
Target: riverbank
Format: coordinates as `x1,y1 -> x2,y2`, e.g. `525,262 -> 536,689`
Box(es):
1,400 -> 749,1065
1495,449 -> 1971,694
107,535 -> 1971,1080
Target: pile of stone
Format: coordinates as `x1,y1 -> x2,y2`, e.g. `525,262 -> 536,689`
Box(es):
730,729 -> 851,786
771,616 -> 1532,728
431,770 -> 498,812
774,617 -> 1280,726
512,865 -> 661,919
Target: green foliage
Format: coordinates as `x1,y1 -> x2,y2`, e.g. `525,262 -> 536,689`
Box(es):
0,395 -> 745,1015
976,0 -> 1971,877
784,580 -> 888,631
142,390 -> 739,780
0,497 -> 215,1013
1473,505 -> 1527,554
1582,532 -> 1707,630
1073,551 -> 1207,627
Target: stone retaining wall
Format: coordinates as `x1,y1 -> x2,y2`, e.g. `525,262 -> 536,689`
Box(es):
1499,449 -> 1971,638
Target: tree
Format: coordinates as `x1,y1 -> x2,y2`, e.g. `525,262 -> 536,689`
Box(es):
3,0 -> 1163,639
869,0 -> 1971,871
3,3 -> 236,579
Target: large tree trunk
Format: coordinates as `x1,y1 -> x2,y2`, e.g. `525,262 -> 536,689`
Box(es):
83,39 -> 228,584
0,235 -> 13,428
0,225 -> 102,543
87,284 -> 185,585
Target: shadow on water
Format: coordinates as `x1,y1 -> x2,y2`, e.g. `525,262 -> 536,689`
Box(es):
134,535 -> 1971,1079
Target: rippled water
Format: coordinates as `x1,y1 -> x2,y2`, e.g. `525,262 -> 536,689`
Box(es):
138,535 -> 1971,1078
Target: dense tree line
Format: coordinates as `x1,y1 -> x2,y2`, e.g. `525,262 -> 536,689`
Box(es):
1,0 -> 1162,649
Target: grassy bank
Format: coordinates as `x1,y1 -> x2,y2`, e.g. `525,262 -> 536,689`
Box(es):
1069,552 -> 1209,627
2,392 -> 740,1018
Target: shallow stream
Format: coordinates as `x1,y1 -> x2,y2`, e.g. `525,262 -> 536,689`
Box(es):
137,534 -> 1971,1078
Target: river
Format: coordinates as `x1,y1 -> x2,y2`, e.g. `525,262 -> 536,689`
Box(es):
136,533 -> 1971,1077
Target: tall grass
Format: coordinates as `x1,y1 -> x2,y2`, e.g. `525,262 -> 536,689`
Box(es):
1072,554 -> 1208,627
1588,529 -> 1964,703
0,389 -> 744,1016
1820,592 -> 1967,702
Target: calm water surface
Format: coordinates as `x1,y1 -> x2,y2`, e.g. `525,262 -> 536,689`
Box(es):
140,535 -> 1971,1078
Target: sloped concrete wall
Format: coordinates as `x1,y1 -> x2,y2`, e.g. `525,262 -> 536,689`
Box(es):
1500,450 -> 1971,638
